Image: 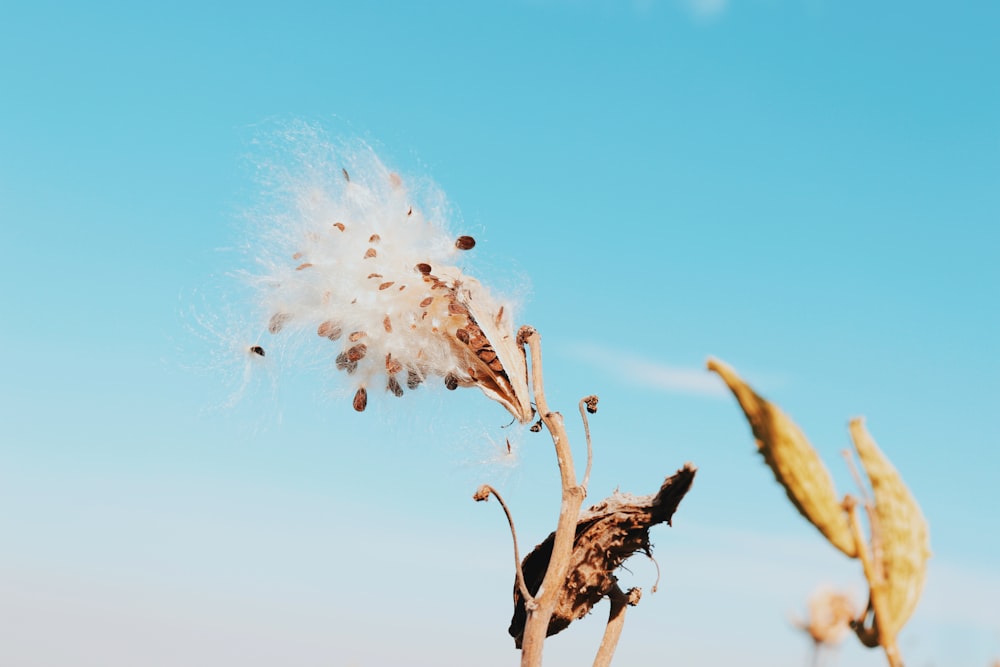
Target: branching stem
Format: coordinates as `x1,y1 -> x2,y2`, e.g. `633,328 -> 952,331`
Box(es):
517,327 -> 587,667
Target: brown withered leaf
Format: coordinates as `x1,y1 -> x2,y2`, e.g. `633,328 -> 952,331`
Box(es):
508,464 -> 696,648
849,417 -> 930,640
708,358 -> 857,558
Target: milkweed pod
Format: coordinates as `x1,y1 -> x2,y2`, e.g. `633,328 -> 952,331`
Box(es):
707,358 -> 857,558
849,418 -> 930,639
444,274 -> 533,424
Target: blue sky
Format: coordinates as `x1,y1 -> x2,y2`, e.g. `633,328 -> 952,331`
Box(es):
2,1 -> 998,665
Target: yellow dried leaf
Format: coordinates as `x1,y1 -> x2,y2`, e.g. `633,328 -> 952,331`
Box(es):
850,418 -> 930,638
708,358 -> 857,558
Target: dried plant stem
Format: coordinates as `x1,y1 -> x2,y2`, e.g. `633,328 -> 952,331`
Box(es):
518,327 -> 587,667
844,496 -> 903,667
579,396 -> 597,491
474,484 -> 534,608
841,448 -> 874,506
592,584 -> 637,667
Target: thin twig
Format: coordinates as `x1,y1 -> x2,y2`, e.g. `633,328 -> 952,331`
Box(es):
841,448 -> 873,506
647,551 -> 661,594
579,395 -> 598,491
473,484 -> 535,609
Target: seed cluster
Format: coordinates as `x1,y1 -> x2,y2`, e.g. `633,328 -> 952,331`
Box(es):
251,140 -> 531,422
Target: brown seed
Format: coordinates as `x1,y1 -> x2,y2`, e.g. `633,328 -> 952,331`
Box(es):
455,235 -> 476,250
364,248 -> 377,259
385,354 -> 403,375
318,321 -> 342,340
367,273 -> 383,279
407,370 -> 422,389
346,343 -> 368,361
292,252 -> 303,260
335,352 -> 357,373
495,306 -> 505,328
295,262 -> 313,270
448,302 -> 468,316
419,296 -> 433,307
455,328 -> 470,344
444,373 -> 459,390
369,234 -> 381,243
407,206 -> 413,216
348,331 -> 366,342
333,222 -> 345,232
249,345 -> 265,357
584,395 -> 599,414
268,313 -> 292,334
487,357 -> 504,373
477,348 -> 498,364
383,315 -> 392,333
353,387 -> 367,412
342,168 -> 350,182
387,376 -> 404,397
378,281 -> 395,290
415,263 -> 432,274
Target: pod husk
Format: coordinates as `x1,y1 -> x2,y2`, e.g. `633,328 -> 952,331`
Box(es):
708,358 -> 856,558
850,417 -> 930,638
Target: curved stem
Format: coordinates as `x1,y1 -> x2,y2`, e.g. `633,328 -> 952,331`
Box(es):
578,396 -> 597,491
517,327 -> 586,667
473,484 -> 534,608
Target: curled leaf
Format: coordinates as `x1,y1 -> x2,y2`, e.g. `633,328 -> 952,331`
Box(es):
708,358 -> 856,558
509,464 -> 696,648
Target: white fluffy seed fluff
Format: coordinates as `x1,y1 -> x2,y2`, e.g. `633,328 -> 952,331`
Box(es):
247,126 -> 533,423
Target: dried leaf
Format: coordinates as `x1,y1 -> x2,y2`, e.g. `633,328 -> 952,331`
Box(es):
509,465 -> 697,648
708,358 -> 857,558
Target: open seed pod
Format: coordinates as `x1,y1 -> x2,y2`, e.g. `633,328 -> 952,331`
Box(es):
508,464 -> 696,647
708,358 -> 857,558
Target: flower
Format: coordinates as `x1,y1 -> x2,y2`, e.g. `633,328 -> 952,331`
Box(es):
246,125 -> 532,423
